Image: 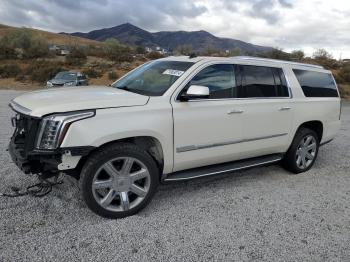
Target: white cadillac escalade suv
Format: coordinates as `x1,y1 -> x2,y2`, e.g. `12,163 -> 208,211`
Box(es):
8,56 -> 341,218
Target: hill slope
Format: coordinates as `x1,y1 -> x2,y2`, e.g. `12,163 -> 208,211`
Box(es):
0,24 -> 102,47
68,23 -> 272,53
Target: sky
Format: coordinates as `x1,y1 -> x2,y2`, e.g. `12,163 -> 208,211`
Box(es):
0,0 -> 350,58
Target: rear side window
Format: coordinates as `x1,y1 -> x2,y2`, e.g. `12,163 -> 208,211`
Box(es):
293,69 -> 338,97
239,65 -> 289,98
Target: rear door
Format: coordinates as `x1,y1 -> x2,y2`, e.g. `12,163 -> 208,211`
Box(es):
237,64 -> 293,158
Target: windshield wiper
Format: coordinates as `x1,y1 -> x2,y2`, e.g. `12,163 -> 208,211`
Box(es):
114,85 -> 147,96
115,85 -> 130,90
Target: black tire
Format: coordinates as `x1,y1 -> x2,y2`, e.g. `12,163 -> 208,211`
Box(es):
283,127 -> 320,174
80,142 -> 159,219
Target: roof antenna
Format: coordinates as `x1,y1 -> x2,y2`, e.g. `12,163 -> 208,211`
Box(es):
189,53 -> 197,58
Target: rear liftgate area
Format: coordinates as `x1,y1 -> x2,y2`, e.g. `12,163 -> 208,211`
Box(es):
163,154 -> 283,182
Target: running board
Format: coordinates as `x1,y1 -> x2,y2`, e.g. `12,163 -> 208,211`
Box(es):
163,154 -> 283,182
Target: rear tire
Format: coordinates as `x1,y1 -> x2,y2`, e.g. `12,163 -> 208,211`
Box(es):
80,143 -> 159,219
283,127 -> 319,174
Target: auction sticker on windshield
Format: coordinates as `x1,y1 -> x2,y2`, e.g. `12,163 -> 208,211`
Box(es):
162,69 -> 185,77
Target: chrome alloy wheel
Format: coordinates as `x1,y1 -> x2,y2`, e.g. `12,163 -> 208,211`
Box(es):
92,157 -> 151,212
295,135 -> 317,169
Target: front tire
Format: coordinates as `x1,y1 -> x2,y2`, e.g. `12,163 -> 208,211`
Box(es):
283,128 -> 319,174
80,143 -> 159,219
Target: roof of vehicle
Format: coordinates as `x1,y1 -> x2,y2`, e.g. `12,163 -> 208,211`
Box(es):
160,55 -> 326,71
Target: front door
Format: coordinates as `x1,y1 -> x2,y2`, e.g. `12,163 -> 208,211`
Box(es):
171,63 -> 243,172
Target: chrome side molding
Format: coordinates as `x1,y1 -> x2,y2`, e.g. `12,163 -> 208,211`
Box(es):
176,133 -> 288,153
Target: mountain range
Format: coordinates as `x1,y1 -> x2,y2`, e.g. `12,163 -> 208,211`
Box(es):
65,23 -> 273,54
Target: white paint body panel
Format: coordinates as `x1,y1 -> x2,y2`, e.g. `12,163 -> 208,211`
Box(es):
12,86 -> 149,117
11,57 -> 341,174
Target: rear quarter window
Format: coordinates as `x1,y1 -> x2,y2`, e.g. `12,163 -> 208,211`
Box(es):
293,69 -> 338,97
239,65 -> 289,98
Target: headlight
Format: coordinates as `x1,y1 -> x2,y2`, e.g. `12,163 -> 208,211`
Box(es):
46,81 -> 53,87
64,81 -> 76,86
36,111 -> 95,150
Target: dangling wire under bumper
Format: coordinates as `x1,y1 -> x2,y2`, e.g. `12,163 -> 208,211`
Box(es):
0,173 -> 65,198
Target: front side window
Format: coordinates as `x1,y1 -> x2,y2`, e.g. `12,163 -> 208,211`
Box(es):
239,65 -> 289,98
186,64 -> 236,99
293,69 -> 338,97
112,61 -> 194,96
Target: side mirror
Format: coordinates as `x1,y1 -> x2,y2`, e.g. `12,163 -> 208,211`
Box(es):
181,85 -> 210,101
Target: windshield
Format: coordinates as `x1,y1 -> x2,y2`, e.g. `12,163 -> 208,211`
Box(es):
112,60 -> 194,96
54,72 -> 77,81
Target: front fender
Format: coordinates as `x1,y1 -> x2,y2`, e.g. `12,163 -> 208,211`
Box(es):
60,106 -> 174,174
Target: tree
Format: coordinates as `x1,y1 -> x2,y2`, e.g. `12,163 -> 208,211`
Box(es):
337,64 -> 350,83
290,50 -> 305,61
174,44 -> 193,55
65,47 -> 87,65
0,28 -> 49,59
25,36 -> 49,58
135,46 -> 146,54
258,47 -> 291,60
103,38 -> 133,62
146,51 -> 164,59
312,48 -> 336,69
0,41 -> 16,59
228,48 -> 241,57
313,48 -> 333,60
201,45 -> 218,56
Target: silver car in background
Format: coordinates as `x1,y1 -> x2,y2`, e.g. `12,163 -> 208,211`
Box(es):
47,71 -> 88,88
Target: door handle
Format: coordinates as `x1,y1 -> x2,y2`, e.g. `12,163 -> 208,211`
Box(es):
227,109 -> 244,114
279,107 -> 291,111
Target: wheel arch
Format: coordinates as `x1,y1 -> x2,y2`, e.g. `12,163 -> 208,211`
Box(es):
75,136 -> 165,179
296,120 -> 324,142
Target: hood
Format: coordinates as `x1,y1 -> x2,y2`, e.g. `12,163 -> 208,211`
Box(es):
11,86 -> 149,117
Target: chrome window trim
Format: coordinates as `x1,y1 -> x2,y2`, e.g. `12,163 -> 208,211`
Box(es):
174,62 -> 293,103
176,133 -> 288,153
234,56 -> 324,69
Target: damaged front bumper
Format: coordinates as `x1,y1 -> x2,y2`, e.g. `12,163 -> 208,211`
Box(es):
8,112 -> 94,175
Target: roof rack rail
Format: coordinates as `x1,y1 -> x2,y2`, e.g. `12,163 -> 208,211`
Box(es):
233,56 -> 324,69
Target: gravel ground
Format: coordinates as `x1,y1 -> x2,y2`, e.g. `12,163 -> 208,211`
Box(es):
0,89 -> 349,262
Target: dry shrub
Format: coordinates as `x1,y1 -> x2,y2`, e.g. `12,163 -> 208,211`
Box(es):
108,71 -> 118,80
0,63 -> 21,78
26,60 -> 64,82
82,68 -> 103,78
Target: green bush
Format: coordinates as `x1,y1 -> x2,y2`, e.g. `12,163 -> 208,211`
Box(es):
337,65 -> 350,83
135,46 -> 146,54
0,63 -> 21,78
108,71 -> 118,80
24,37 -> 49,58
103,39 -> 133,62
26,60 -> 64,82
258,48 -> 292,60
146,51 -> 164,59
0,29 -> 49,59
0,45 -> 17,59
86,45 -> 105,57
82,68 -> 103,78
65,47 -> 87,66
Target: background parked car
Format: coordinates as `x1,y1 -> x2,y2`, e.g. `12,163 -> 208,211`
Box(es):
46,71 -> 88,88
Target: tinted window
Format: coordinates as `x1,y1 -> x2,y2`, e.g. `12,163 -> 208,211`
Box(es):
293,69 -> 338,97
189,64 -> 236,99
240,65 -> 288,98
272,68 -> 289,97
